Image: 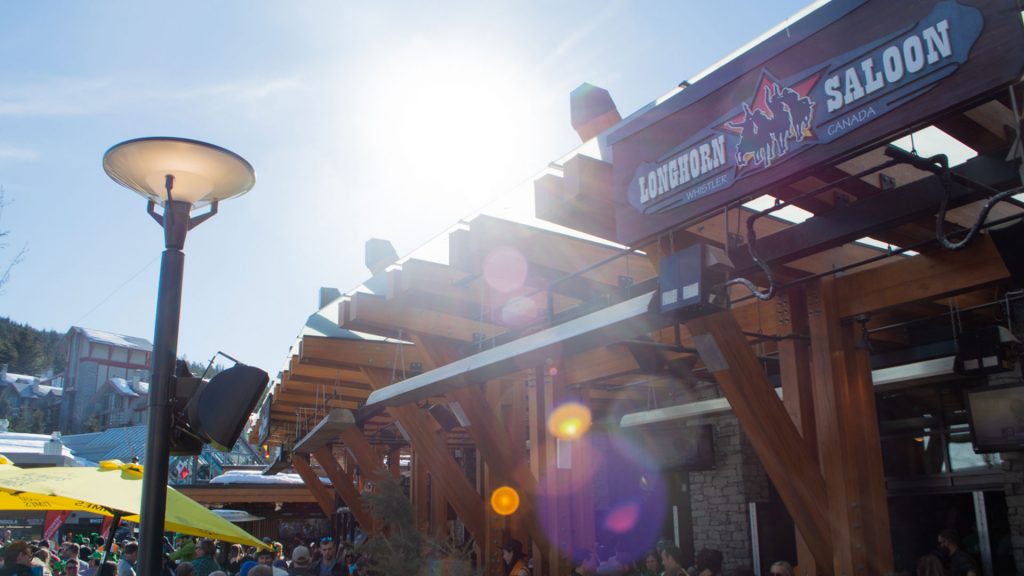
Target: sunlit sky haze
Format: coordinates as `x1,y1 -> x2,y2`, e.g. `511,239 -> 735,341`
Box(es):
0,1 -> 810,376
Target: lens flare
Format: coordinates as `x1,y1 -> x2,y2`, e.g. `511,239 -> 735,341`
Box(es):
604,501 -> 641,534
490,486 -> 520,516
548,402 -> 592,440
483,246 -> 528,293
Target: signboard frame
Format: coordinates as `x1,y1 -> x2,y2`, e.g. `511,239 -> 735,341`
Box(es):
607,0 -> 1024,246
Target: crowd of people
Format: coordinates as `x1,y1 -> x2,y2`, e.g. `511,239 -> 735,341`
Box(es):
0,526 -> 982,576
0,532 -> 368,576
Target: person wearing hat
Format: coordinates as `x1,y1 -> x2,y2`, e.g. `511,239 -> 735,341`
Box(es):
286,547 -> 313,576
169,536 -> 196,564
501,539 -> 529,576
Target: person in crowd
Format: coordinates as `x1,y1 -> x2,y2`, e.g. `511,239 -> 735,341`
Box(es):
661,546 -> 687,576
2,530 -> 13,546
175,563 -> 195,576
248,567 -> 272,576
2,541 -> 34,576
597,541 -> 631,575
916,554 -> 944,576
96,562 -> 117,576
116,543 -> 137,576
768,561 -> 793,576
271,544 -> 285,569
501,539 -> 529,576
638,550 -> 661,576
82,553 -> 101,576
690,548 -> 723,576
938,530 -> 978,576
308,538 -> 342,576
238,561 -> 257,576
286,547 -> 313,576
571,548 -> 598,576
65,558 -> 81,576
33,548 -> 52,571
31,557 -> 52,576
226,545 -> 243,575
254,551 -> 274,569
254,551 -> 285,576
209,572 -> 227,576
60,544 -> 86,575
190,540 -> 220,576
170,536 -> 196,564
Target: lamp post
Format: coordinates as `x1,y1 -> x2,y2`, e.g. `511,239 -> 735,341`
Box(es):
103,137 -> 255,576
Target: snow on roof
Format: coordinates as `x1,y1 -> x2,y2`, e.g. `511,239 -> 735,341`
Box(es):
63,426 -> 148,464
0,432 -> 74,457
2,372 -> 37,386
107,378 -> 140,398
6,380 -> 62,399
73,327 -> 152,352
210,469 -> 331,486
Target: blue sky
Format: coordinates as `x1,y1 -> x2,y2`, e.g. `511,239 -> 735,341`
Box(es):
0,1 -> 810,377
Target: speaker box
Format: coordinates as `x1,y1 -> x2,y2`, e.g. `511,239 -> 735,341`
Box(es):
990,218 -> 1024,285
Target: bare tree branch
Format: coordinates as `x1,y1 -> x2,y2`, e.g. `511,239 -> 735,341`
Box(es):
0,187 -> 27,293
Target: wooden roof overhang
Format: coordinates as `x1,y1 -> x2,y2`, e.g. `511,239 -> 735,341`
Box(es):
262,3 -> 1024,571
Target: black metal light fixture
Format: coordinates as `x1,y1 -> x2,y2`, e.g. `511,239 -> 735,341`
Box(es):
103,137 -> 256,576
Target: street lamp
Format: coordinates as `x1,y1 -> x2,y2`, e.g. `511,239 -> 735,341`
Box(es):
103,137 -> 255,576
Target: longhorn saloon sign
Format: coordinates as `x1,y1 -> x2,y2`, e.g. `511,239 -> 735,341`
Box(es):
607,0 -> 1024,246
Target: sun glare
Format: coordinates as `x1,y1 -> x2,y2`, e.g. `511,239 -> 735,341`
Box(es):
354,37 -> 547,209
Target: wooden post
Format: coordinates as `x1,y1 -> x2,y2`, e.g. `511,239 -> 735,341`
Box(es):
843,317 -> 894,575
292,453 -> 336,518
388,446 -> 403,479
807,278 -> 867,576
776,287 -> 819,576
312,446 -> 374,532
412,450 -> 429,532
363,367 -> 486,543
340,426 -> 389,482
686,311 -> 833,570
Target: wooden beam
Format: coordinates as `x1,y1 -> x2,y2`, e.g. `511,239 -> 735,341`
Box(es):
562,345 -> 640,385
842,316 -> 895,575
346,291 -> 506,342
300,336 -> 424,371
686,311 -> 833,569
450,214 -> 656,289
412,334 -> 549,539
363,367 -> 486,543
340,426 -> 390,482
808,278 -> 884,575
291,453 -> 336,518
412,450 -> 429,532
312,446 -> 374,532
287,356 -> 372,384
278,378 -> 371,397
178,485 -> 316,504
775,287 -> 818,576
293,409 -> 356,455
836,235 -> 1009,318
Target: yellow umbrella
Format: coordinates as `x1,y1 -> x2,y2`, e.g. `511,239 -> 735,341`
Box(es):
0,459 -> 266,549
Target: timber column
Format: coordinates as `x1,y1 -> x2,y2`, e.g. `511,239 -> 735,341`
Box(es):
807,277 -> 893,576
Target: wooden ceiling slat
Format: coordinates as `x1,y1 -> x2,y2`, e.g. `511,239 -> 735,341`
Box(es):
450,214 -> 656,287
346,291 -> 506,342
299,335 -> 424,371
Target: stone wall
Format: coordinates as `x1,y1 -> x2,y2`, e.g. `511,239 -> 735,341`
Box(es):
689,413 -> 769,574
